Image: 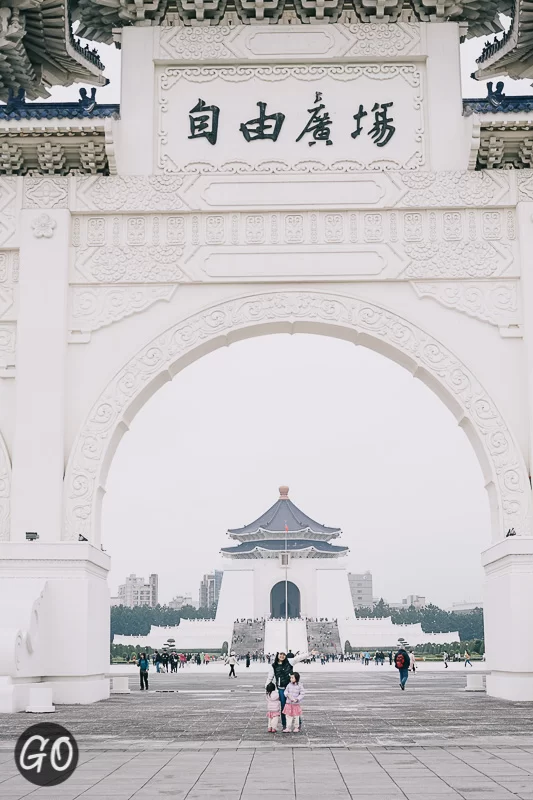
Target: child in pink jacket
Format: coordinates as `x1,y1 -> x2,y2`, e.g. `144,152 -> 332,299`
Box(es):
283,672 -> 305,732
266,681 -> 282,732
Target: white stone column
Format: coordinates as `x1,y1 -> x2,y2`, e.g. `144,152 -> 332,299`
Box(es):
518,200 -> 533,496
114,27 -> 156,174
482,200 -> 533,701
483,537 -> 533,701
425,23 -> 469,171
10,209 -> 69,543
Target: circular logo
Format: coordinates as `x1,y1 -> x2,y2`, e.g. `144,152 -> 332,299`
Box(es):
14,723 -> 79,786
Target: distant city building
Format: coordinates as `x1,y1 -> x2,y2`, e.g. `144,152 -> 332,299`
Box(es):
389,594 -> 426,610
117,573 -> 159,608
199,570 -> 223,610
448,601 -> 483,614
169,594 -> 197,610
348,571 -> 373,608
110,596 -> 121,607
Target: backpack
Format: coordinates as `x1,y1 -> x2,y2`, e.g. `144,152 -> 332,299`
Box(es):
395,653 -> 405,669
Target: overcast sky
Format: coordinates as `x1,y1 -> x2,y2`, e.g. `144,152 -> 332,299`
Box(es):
48,25 -> 529,608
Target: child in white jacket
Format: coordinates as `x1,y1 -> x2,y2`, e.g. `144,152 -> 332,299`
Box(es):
266,681 -> 281,732
283,672 -> 305,732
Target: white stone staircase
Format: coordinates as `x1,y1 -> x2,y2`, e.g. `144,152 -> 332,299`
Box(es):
306,620 -> 342,655
230,619 -> 265,656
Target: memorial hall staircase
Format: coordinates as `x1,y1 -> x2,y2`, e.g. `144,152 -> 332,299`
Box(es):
306,620 -> 342,655
230,619 -> 266,656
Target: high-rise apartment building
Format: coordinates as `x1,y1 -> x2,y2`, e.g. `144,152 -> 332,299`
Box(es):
199,570 -> 223,609
117,573 -> 159,608
348,571 -> 373,609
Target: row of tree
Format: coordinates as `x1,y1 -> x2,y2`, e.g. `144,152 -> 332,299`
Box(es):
111,600 -> 484,642
354,600 -> 484,642
110,603 -> 216,639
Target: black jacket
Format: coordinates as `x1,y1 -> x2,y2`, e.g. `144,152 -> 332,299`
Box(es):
394,649 -> 411,669
273,659 -> 294,689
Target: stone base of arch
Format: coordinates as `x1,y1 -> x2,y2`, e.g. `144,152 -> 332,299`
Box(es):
482,537 -> 533,701
0,542 -> 110,711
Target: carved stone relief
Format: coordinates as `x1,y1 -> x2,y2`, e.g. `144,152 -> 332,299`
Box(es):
0,178 -> 16,247
64,291 -> 530,544
0,431 -> 11,540
157,22 -> 422,62
74,245 -> 184,283
71,172 -> 514,213
70,285 -> 177,336
31,214 -> 56,239
75,176 -> 190,213
71,209 -> 516,283
0,323 -> 16,371
24,177 -> 69,209
411,281 -> 521,335
0,251 -> 18,319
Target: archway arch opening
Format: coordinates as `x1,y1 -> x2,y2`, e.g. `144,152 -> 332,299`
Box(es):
65,291 -> 530,557
271,581 -> 301,619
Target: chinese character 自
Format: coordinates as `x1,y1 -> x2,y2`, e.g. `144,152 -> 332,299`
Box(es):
296,92 -> 333,147
188,98 -> 220,146
240,101 -> 285,142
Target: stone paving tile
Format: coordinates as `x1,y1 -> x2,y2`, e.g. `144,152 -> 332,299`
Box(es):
1,672 -> 533,798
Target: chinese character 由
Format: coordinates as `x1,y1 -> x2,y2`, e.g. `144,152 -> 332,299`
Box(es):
188,98 -> 220,146
240,101 -> 286,142
296,92 -> 333,146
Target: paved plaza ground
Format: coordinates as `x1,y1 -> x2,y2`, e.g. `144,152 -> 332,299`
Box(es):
1,664 -> 533,799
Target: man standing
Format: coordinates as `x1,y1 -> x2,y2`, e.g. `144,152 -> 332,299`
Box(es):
394,647 -> 411,690
443,651 -> 449,669
137,652 -> 149,691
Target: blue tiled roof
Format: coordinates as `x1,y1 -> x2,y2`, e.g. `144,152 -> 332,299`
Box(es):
222,539 -> 348,554
228,496 -> 340,537
463,96 -> 533,115
0,103 -> 120,121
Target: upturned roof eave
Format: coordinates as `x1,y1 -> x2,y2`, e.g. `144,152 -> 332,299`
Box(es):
228,527 -> 341,542
473,0 -> 533,81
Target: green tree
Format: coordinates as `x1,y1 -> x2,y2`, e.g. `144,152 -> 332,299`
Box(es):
354,601 -> 483,642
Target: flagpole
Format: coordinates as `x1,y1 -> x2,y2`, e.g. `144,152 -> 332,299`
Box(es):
284,521 -> 288,653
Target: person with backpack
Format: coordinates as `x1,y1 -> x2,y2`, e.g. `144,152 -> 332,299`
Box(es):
137,652 -> 149,691
394,647 -> 411,690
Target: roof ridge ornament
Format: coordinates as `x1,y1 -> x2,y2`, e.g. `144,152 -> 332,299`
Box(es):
279,485 -> 289,499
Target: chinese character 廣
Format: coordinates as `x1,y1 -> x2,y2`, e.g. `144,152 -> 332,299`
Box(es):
296,92 -> 333,147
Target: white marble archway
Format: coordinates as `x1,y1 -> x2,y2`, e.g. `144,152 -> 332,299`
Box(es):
63,290 -> 531,545
0,434 -> 12,541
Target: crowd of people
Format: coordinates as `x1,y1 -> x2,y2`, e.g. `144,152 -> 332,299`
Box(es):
135,642 -> 479,706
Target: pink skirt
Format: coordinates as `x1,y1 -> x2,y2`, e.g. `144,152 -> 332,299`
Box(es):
267,711 -> 280,719
284,702 -> 302,717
